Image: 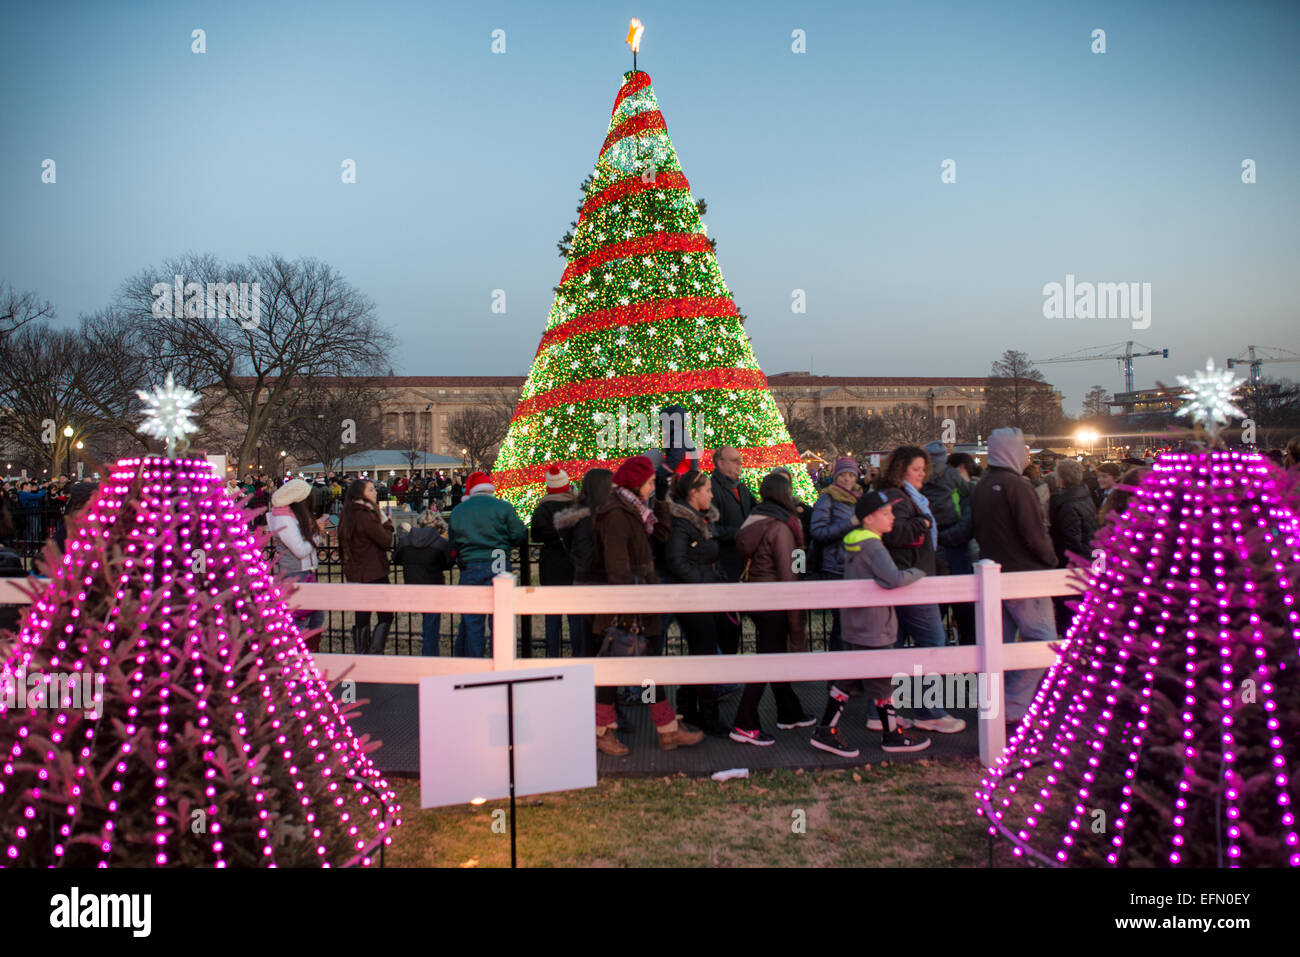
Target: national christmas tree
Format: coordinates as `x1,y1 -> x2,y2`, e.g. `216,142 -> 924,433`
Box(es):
493,34 -> 816,518
976,361 -> 1299,867
0,375 -> 400,866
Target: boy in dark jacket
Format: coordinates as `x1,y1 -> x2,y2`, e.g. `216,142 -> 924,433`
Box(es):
811,488 -> 933,756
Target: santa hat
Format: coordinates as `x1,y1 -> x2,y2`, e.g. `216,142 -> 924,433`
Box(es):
545,466 -> 571,494
465,472 -> 494,496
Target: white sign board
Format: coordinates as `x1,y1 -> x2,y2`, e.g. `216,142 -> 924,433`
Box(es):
418,664 -> 597,808
206,454 -> 227,478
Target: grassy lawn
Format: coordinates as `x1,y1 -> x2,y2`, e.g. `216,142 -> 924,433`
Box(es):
383,756 -> 1010,867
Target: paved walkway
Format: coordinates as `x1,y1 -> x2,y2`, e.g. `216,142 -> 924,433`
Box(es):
350,681 -> 982,778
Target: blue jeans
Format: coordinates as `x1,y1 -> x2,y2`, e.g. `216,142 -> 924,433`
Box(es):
896,603 -> 951,720
422,613 -> 441,656
454,561 -> 498,658
1002,596 -> 1057,720
544,614 -> 585,657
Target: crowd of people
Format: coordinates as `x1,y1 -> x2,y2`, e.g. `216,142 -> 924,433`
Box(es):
5,434 -> 1300,761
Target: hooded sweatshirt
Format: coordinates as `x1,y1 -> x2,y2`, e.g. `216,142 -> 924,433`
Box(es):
841,527 -> 925,648
971,428 -> 1057,572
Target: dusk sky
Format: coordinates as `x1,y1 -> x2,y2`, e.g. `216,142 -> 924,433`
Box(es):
3,0 -> 1297,411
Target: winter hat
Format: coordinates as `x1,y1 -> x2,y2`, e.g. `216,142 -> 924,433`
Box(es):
833,457 -> 858,479
613,455 -> 655,491
271,478 -> 312,507
465,472 -> 494,496
545,466 -> 571,494
855,486 -> 902,520
67,481 -> 99,512
924,440 -> 948,467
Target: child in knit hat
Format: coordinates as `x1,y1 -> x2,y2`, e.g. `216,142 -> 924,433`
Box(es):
810,487 -> 933,757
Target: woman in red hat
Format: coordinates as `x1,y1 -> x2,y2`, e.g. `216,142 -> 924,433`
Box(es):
591,455 -> 704,755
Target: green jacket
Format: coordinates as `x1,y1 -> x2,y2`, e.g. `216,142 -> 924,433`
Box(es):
449,492 -> 528,564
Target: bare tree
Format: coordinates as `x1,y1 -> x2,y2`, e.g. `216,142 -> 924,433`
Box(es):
114,253 -> 396,477
447,408 -> 508,471
879,404 -> 934,448
986,350 -> 1059,436
0,282 -> 55,345
260,380 -> 386,473
0,323 -> 108,473
1081,384 -> 1111,421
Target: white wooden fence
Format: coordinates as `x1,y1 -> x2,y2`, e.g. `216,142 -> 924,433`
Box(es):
0,561 -> 1081,765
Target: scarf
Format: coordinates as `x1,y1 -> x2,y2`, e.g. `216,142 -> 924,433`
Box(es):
615,485 -> 657,533
752,500 -> 804,548
904,482 -> 938,549
826,483 -> 860,506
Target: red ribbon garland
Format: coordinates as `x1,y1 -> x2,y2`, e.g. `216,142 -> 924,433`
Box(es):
560,232 -> 713,286
578,170 -> 690,219
611,71 -> 651,115
535,295 -> 738,356
511,367 -> 770,423
599,110 -> 667,158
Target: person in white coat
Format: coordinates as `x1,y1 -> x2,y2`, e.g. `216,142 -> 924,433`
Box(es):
268,479 -> 326,649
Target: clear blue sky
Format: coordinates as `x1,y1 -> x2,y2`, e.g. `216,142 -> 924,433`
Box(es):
3,0 -> 1297,411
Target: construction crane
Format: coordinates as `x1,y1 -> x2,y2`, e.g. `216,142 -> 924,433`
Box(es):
1225,345 -> 1300,386
1033,341 -> 1169,392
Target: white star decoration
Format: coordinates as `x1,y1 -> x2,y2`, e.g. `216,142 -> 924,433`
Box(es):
1176,358 -> 1245,441
137,372 -> 200,457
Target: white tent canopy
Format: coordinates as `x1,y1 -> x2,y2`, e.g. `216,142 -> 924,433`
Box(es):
296,450 -> 466,478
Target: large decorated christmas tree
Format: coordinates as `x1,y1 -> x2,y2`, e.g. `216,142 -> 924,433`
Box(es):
976,361 -> 1299,867
493,39 -> 816,518
0,376 -> 400,866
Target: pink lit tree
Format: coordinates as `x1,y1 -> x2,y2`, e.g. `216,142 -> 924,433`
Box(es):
0,375 -> 400,866
977,361 -> 1299,867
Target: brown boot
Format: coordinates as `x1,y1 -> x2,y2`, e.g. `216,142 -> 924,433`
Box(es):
657,719 -> 704,751
596,728 -> 630,756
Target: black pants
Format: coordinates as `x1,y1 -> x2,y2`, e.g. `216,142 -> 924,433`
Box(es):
732,610 -> 804,730
354,576 -> 394,630
674,611 -> 723,718
716,608 -> 742,655
949,601 -> 976,645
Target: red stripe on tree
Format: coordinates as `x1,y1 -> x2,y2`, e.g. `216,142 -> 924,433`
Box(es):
599,111 -> 666,157
535,296 -> 737,356
560,232 -> 713,285
511,367 -> 770,422
579,171 -> 691,218
610,71 -> 651,114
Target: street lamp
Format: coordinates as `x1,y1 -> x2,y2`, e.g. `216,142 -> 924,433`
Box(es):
62,425 -> 75,476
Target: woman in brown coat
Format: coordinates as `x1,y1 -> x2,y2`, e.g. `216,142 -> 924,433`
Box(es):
339,478 -> 396,655
730,470 -> 814,745
592,456 -> 703,755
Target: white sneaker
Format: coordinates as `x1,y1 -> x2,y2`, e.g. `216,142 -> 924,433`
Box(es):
867,714 -> 912,731
910,715 -> 967,734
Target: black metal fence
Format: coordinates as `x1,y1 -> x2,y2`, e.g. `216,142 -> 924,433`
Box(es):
6,500 -> 909,657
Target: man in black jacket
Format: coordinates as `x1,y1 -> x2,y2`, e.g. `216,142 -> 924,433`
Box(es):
529,467 -> 579,657
709,446 -> 756,656
971,427 -> 1059,722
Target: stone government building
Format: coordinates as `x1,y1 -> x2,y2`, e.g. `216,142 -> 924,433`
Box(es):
371,372 -> 1005,456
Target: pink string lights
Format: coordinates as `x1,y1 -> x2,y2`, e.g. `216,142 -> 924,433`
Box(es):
0,455 -> 401,866
976,450 -> 1299,867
